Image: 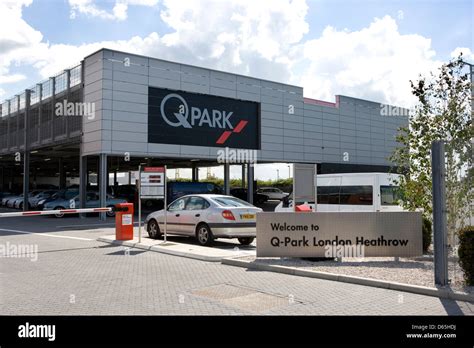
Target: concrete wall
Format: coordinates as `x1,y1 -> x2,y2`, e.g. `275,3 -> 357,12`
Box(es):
83,48 -> 407,166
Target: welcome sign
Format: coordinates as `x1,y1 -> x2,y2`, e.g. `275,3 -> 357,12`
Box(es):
256,212 -> 423,257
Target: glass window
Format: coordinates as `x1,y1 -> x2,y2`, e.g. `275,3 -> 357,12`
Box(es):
212,196 -> 253,207
65,190 -> 79,199
380,186 -> 402,206
55,73 -> 67,93
317,186 -> 340,204
186,197 -> 209,210
18,93 -> 25,110
10,97 -> 18,113
30,85 -> 40,105
42,80 -> 52,99
1,101 -> 9,116
339,186 -> 373,205
168,197 -> 187,211
70,65 -> 82,87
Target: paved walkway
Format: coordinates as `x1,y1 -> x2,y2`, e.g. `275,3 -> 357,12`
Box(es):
0,216 -> 473,315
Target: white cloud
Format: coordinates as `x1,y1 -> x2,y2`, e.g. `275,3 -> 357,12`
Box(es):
0,0 -> 451,110
450,47 -> 474,61
68,0 -> 159,21
0,73 -> 26,84
294,16 -> 440,107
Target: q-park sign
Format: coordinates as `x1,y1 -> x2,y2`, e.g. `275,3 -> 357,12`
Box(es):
148,87 -> 260,149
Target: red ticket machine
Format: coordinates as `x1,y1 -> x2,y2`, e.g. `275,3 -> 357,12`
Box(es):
115,203 -> 134,240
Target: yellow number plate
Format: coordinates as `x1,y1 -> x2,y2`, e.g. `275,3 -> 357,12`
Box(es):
240,213 -> 255,219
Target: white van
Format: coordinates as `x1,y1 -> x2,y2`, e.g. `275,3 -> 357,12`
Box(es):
275,172 -> 403,212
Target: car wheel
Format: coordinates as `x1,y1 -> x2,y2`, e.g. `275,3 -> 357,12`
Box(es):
147,219 -> 162,239
238,237 -> 255,245
54,206 -> 65,218
196,223 -> 214,246
106,205 -> 115,217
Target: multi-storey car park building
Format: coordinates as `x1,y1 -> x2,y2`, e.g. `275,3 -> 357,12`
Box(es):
0,48 -> 407,211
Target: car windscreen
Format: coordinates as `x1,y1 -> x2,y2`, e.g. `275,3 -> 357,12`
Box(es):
65,191 -> 79,199
211,196 -> 254,207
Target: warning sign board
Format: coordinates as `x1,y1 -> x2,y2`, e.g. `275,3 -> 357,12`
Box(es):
140,167 -> 165,199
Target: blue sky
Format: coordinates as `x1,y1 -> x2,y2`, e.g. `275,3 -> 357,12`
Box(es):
20,0 -> 472,58
2,0 -> 472,104
0,0 -> 472,180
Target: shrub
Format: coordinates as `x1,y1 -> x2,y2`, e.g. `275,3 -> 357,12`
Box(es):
458,225 -> 474,286
422,217 -> 432,253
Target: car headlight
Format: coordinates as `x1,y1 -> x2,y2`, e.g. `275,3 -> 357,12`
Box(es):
38,200 -> 45,204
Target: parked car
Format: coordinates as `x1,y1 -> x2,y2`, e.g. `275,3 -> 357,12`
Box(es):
1,193 -> 17,206
142,181 -> 223,209
29,190 -> 58,209
7,194 -> 23,208
14,190 -> 43,209
230,188 -> 268,204
37,189 -> 79,210
145,194 -> 262,246
256,187 -> 289,201
43,191 -> 127,217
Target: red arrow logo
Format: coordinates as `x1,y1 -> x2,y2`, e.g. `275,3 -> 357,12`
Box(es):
216,120 -> 248,144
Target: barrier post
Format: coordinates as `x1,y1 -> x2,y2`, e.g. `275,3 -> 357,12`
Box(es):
164,165 -> 167,243
138,165 -> 142,244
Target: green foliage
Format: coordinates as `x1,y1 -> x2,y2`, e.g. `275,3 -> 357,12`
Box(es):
458,226 -> 474,286
390,55 -> 473,245
422,217 -> 432,253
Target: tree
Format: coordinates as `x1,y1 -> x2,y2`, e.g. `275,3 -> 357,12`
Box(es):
390,54 -> 473,248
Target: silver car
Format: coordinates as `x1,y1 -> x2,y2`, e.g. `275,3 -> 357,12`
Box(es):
13,190 -> 43,209
256,187 -> 289,201
44,192 -> 127,218
145,194 -> 262,246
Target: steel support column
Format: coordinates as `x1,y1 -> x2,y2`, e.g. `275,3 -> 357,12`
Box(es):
0,167 -> 4,192
59,157 -> 66,189
241,164 -> 246,188
22,90 -> 31,211
246,163 -> 254,204
99,154 -> 107,221
192,164 -> 199,182
223,163 -> 230,195
432,141 -> 448,286
79,155 -> 87,218
113,169 -> 118,190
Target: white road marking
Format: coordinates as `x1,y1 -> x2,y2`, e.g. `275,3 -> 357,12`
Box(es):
55,221 -> 144,228
55,223 -> 115,228
0,228 -> 93,241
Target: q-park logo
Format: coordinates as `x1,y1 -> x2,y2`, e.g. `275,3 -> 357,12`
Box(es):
160,93 -> 248,145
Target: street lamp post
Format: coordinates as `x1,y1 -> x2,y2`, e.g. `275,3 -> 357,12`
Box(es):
288,165 -> 291,179
276,169 -> 279,181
